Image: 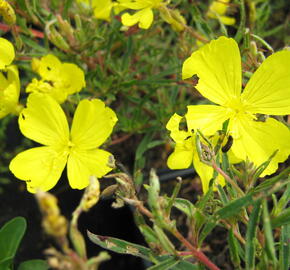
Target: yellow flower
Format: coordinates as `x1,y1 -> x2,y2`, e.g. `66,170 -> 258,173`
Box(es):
167,113 -> 225,193
120,0 -> 165,29
77,0 -> 114,21
26,55 -> 85,103
9,93 -> 117,193
0,38 -> 21,118
77,0 -> 127,21
0,65 -> 21,118
182,36 -> 290,177
0,37 -> 15,69
207,0 -> 235,25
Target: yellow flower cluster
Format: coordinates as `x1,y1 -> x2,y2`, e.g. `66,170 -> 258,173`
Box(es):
167,37 -> 290,192
77,0 -> 184,30
0,40 -> 117,193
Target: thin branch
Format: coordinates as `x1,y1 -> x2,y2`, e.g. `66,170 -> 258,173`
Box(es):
211,160 -> 245,196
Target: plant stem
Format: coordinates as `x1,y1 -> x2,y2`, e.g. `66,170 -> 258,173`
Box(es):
220,220 -> 246,245
127,198 -> 220,270
211,160 -> 245,196
172,229 -> 221,270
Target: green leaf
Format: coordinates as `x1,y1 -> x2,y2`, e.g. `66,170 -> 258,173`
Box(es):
234,0 -> 246,43
171,260 -> 199,270
271,208 -> 290,228
279,225 -> 290,270
63,0 -> 74,18
272,183 -> 290,216
17,260 -> 49,270
198,220 -> 217,247
21,36 -> 47,52
0,257 -> 13,270
245,200 -> 262,270
217,185 -> 229,205
139,225 -> 159,245
196,188 -> 214,210
147,257 -> 178,270
0,217 -> 27,264
87,231 -> 153,261
262,200 -> 277,264
228,229 -> 241,267
153,225 -> 175,254
252,150 -> 278,181
148,258 -> 199,270
215,193 -> 254,220
172,198 -> 195,219
252,167 -> 290,194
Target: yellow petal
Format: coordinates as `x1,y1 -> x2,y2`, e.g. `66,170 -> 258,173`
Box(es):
92,0 -> 114,20
220,15 -> 235,25
67,149 -> 114,189
26,79 -> 68,103
229,115 -> 290,176
166,113 -> 190,143
118,2 -> 149,10
122,8 -> 153,29
0,38 -> 15,69
9,146 -> 67,193
37,54 -> 62,80
166,113 -> 194,169
193,152 -> 225,193
186,105 -> 233,136
0,72 -> 9,89
241,50 -> 290,115
19,93 -> 69,146
138,8 -> 154,29
208,0 -> 230,16
182,36 -> 242,105
121,12 -> 140,27
71,99 -> 117,149
167,145 -> 193,169
0,65 -> 20,118
59,63 -> 85,95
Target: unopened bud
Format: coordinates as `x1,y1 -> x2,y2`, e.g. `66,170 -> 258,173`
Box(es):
0,0 -> 16,25
81,176 -> 100,212
35,191 -> 68,238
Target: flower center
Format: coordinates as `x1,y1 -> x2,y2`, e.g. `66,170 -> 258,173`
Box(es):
226,98 -> 248,116
62,140 -> 76,155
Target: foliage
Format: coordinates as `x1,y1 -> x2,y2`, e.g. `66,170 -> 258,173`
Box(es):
0,216 -> 48,270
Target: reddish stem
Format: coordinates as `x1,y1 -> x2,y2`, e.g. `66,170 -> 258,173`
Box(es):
0,22 -> 44,38
178,251 -> 193,256
173,230 -> 220,270
110,134 -> 132,145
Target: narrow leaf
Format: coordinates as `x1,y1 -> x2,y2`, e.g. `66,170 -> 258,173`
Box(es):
172,198 -> 195,219
172,260 -> 199,270
215,193 -> 254,220
271,208 -> 290,228
87,231 -> 152,261
245,200 -> 262,270
147,257 -> 178,270
228,229 -> 241,267
279,224 -> 290,270
262,200 -> 277,263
